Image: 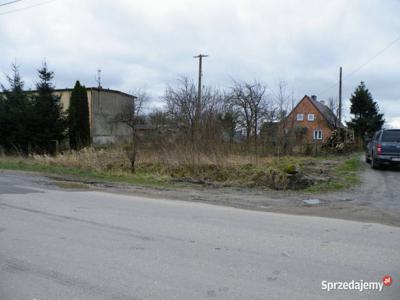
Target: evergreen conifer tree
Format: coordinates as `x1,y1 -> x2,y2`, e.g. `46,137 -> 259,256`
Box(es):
68,81 -> 90,150
0,64 -> 34,154
31,62 -> 67,153
347,82 -> 385,141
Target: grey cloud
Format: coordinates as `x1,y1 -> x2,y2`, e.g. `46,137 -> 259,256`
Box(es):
0,0 -> 399,125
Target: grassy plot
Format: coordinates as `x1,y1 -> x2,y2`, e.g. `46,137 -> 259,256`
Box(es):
304,156 -> 361,193
0,151 -> 362,192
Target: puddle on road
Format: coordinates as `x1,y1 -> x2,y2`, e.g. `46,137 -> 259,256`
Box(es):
303,199 -> 321,205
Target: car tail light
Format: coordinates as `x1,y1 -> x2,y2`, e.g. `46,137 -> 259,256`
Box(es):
377,144 -> 382,155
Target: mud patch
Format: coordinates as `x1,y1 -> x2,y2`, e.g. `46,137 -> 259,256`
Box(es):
54,181 -> 90,190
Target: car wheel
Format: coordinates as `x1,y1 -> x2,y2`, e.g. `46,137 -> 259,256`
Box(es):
371,157 -> 380,169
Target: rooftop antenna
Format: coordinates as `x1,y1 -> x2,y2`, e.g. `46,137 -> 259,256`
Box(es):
95,69 -> 102,89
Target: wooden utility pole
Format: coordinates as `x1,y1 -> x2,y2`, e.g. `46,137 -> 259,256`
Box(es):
193,54 -> 208,144
338,66 -> 342,125
194,54 -> 208,117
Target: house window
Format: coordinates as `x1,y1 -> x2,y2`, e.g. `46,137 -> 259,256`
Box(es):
313,130 -> 323,140
307,114 -> 315,121
296,114 -> 304,121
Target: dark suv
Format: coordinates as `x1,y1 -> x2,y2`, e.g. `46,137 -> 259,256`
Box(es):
366,129 -> 400,169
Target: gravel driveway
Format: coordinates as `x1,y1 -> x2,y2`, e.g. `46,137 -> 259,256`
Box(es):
319,160 -> 400,225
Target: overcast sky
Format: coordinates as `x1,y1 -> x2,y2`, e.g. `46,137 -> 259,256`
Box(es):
1,0 -> 399,126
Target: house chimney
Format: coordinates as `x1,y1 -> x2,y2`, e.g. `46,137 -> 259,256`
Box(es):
311,95 -> 317,101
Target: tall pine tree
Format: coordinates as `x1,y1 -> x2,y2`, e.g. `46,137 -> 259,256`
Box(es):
68,81 -> 90,150
0,63 -> 34,154
31,62 -> 67,153
347,82 -> 384,141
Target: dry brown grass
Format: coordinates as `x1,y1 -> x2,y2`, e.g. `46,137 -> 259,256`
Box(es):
15,146 -> 357,191
33,147 -> 131,173
29,146 -> 293,189
0,146 -> 361,191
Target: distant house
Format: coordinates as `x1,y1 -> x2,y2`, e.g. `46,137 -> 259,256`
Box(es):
285,95 -> 343,143
53,87 -> 135,145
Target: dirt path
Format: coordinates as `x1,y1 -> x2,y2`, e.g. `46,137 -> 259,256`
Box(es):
316,160 -> 400,225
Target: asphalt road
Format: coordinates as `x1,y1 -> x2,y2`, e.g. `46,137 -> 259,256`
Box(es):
0,171 -> 399,300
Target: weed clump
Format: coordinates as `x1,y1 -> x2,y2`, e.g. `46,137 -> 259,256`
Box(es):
284,164 -> 297,174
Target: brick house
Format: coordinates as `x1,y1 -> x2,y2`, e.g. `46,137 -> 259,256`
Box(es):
285,95 -> 343,143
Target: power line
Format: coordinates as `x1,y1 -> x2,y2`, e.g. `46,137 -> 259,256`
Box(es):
346,35 -> 400,78
319,34 -> 400,96
0,0 -> 23,7
0,0 -> 56,15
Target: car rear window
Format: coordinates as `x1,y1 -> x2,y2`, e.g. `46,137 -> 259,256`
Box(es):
381,130 -> 400,142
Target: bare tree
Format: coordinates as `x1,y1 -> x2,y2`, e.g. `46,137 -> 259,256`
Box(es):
275,81 -> 291,154
229,80 -> 268,154
164,77 -> 198,144
148,108 -> 170,128
200,88 -> 226,150
115,89 -> 148,173
218,106 -> 239,146
328,97 -> 339,127
164,76 -> 220,148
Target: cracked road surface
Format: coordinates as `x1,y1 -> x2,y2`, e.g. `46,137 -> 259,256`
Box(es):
0,171 -> 399,299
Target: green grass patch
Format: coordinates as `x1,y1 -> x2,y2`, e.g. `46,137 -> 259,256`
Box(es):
335,157 -> 360,172
304,155 -> 361,193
